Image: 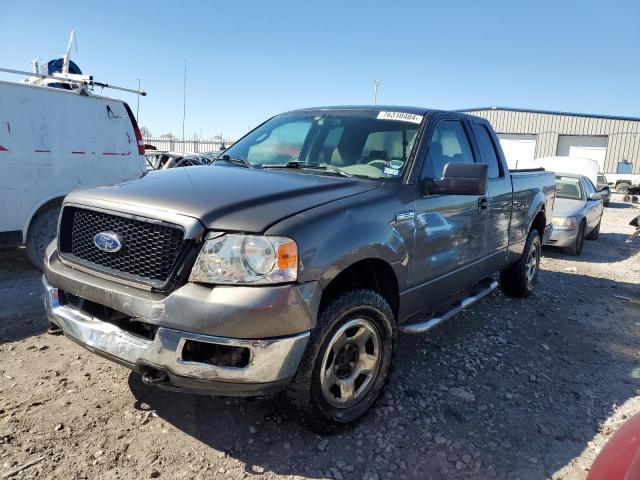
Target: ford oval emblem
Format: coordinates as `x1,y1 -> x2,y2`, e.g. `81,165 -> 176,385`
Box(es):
93,232 -> 123,253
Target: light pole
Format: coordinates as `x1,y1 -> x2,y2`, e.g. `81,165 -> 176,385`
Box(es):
372,79 -> 380,105
136,78 -> 140,123
182,60 -> 187,142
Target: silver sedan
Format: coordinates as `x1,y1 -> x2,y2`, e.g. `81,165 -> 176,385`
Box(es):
545,173 -> 604,256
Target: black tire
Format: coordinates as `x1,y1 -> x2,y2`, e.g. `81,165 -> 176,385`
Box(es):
585,220 -> 601,240
564,221 -> 585,256
25,207 -> 60,270
500,229 -> 541,298
285,289 -> 396,433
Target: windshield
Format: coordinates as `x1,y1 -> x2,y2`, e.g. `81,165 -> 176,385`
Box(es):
555,175 -> 584,200
220,110 -> 423,180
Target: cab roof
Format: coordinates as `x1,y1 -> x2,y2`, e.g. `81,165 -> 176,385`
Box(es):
287,105 -> 440,116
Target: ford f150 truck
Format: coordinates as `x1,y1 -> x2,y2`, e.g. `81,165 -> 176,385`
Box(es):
43,107 -> 555,430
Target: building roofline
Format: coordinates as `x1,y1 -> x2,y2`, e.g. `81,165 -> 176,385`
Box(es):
458,106 -> 640,123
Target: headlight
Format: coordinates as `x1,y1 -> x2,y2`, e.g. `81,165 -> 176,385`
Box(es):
189,233 -> 298,285
552,216 -> 578,229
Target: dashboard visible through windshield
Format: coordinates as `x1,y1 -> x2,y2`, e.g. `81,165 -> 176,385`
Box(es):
220,110 -> 423,180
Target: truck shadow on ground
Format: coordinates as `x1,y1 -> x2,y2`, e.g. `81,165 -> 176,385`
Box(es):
606,201 -> 638,210
128,270 -> 640,479
543,231 -> 639,263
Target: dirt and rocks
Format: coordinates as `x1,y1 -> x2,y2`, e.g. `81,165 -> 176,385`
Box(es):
1,199 -> 639,480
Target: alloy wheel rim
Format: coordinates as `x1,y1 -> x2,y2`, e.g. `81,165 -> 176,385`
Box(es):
320,318 -> 382,408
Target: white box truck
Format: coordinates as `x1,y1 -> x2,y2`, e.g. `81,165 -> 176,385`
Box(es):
0,78 -> 146,267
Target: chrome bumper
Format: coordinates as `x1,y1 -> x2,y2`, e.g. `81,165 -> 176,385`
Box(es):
43,276 -> 310,395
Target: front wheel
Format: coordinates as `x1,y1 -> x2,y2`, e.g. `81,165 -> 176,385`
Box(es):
586,220 -> 601,240
500,229 -> 541,298
25,207 -> 60,270
564,221 -> 585,256
285,289 -> 395,433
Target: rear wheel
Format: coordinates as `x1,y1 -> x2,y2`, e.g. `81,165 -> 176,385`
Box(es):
500,229 -> 541,298
564,221 -> 585,256
285,289 -> 395,433
25,207 -> 60,270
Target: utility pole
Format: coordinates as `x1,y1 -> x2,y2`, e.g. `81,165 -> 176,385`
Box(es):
182,60 -> 187,142
372,79 -> 380,105
136,78 -> 141,123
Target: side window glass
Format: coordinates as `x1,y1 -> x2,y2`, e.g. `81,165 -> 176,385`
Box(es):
426,120 -> 475,178
317,126 -> 344,164
583,178 -> 596,195
473,124 -> 502,178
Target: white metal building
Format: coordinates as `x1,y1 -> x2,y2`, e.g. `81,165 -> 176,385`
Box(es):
461,107 -> 640,174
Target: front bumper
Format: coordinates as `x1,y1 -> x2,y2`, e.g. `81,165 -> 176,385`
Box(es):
545,227 -> 578,247
43,245 -> 317,395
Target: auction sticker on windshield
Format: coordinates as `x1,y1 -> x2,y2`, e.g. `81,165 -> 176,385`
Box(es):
377,111 -> 423,124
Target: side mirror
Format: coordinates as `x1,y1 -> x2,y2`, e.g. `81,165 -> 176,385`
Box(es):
608,182 -> 614,186
422,162 -> 489,195
588,192 -> 602,201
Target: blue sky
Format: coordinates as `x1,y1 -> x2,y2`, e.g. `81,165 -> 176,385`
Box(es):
1,0 -> 638,139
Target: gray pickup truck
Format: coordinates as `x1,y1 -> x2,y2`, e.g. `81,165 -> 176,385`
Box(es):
43,107 -> 555,430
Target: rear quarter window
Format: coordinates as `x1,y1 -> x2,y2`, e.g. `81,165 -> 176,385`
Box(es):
472,124 -> 502,178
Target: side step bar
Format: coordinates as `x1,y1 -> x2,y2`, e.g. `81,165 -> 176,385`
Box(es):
399,280 -> 499,334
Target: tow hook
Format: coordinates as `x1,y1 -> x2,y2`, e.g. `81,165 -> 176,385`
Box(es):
141,369 -> 168,385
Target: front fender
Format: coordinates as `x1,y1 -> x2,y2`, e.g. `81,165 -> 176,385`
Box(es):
265,183 -> 414,292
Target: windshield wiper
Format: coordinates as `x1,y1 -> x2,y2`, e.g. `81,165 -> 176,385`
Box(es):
214,154 -> 253,169
262,161 -> 352,178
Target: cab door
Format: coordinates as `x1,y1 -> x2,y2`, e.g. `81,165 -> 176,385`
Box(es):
470,120 -> 513,273
412,116 -> 488,308
581,177 -> 603,229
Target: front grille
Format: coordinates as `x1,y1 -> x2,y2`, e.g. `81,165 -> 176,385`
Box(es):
59,206 -> 185,288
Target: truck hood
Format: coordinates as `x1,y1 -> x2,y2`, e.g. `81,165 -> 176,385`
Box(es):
553,198 -> 586,218
67,165 -> 379,232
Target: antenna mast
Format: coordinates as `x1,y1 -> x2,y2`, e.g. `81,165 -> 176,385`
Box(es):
372,79 -> 380,105
62,30 -> 75,75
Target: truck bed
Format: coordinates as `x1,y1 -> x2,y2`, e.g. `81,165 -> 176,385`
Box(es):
508,169 -> 556,247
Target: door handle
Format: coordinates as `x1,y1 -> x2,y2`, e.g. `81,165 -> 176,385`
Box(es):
478,197 -> 488,213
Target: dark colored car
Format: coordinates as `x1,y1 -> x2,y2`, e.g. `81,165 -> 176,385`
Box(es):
43,107 -> 555,430
596,173 -> 611,206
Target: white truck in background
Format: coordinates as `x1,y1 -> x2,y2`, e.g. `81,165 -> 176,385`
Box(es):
0,72 -> 146,267
530,156 -> 599,186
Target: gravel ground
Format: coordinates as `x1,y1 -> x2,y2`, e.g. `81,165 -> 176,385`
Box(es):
1,198 -> 639,480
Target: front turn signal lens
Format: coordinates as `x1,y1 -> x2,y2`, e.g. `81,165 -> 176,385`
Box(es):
277,241 -> 298,270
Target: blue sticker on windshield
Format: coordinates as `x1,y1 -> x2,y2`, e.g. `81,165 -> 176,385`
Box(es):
383,167 -> 400,176
389,159 -> 404,169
